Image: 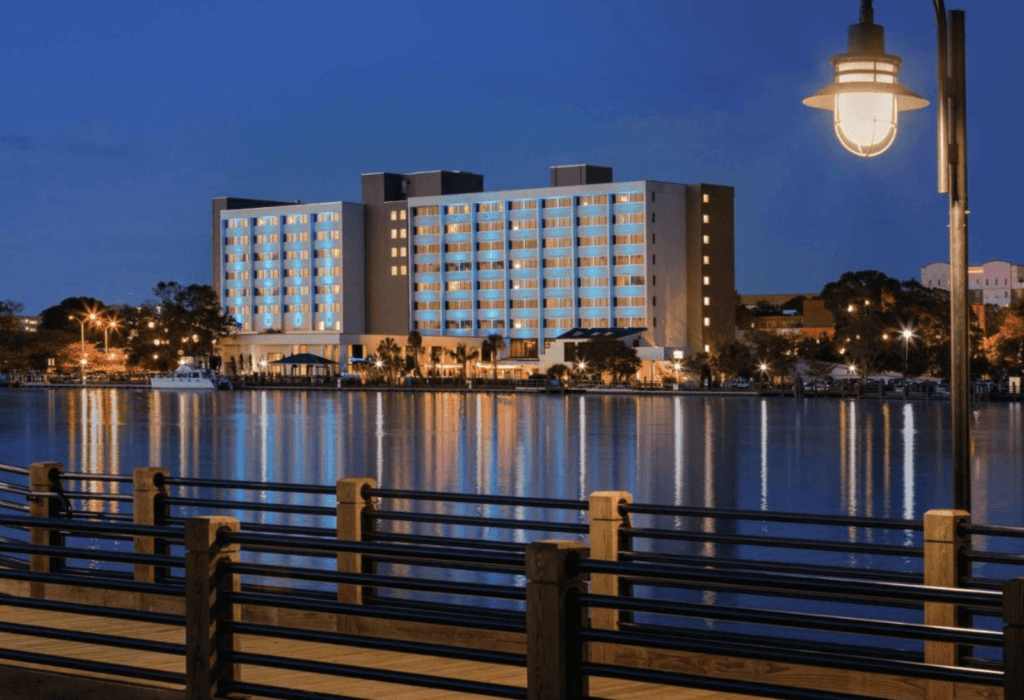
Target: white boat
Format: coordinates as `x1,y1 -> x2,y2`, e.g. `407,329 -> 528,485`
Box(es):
151,365 -> 230,390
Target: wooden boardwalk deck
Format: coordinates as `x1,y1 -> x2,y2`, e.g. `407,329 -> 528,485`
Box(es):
0,604 -> 765,700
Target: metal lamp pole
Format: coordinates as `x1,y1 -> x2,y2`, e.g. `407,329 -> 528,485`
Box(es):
805,0 -> 970,511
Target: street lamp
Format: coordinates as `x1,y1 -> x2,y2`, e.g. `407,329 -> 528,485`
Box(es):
805,0 -> 970,511
102,319 -> 119,354
68,312 -> 98,385
901,326 -> 916,396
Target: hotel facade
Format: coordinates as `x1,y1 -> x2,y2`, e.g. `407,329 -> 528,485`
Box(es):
213,165 -> 734,376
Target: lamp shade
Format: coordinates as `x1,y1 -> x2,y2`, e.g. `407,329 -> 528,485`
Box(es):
803,7 -> 928,157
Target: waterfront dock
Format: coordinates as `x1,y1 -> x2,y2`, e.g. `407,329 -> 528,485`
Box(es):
0,462 -> 1020,700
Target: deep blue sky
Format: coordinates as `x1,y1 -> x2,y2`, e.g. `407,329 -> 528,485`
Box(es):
2,0 -> 1021,315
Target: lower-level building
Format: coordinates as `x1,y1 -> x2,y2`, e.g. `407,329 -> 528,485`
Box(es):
921,260 -> 1024,307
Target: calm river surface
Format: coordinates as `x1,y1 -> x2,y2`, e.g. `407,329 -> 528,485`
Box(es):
1,387 -> 1022,525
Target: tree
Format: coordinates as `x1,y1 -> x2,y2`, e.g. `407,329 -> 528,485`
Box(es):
0,300 -> 24,333
546,363 -> 570,384
452,343 -> 478,381
125,282 -> 238,371
406,330 -> 424,377
715,340 -> 754,381
482,333 -> 506,381
576,336 -> 640,384
376,337 -> 404,384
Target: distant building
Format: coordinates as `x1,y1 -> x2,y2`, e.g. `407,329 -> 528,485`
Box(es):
15,316 -> 39,333
213,165 -> 735,376
738,294 -> 834,339
921,260 -> 1024,307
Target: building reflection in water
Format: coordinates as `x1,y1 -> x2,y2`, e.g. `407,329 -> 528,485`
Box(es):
11,390 -> 1024,535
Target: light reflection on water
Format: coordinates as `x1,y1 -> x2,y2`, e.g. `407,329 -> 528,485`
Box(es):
2,388 -> 1023,526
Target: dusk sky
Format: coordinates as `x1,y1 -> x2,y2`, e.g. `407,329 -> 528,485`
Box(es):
2,0 -> 1021,315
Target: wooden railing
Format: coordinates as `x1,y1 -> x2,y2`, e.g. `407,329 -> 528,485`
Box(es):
0,462 -> 1022,700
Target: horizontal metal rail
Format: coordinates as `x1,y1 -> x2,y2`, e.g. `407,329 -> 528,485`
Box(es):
0,567 -> 185,596
0,540 -> 179,568
228,650 -> 526,700
963,550 -> 1024,565
225,530 -> 525,568
622,620 -> 924,663
231,620 -> 525,666
58,473 -> 133,483
165,496 -> 335,517
622,550 -> 922,583
623,503 -> 924,531
0,619 -> 184,656
231,589 -> 525,634
583,592 -> 1000,646
0,462 -> 28,476
362,595 -> 524,624
164,516 -> 336,539
166,475 -> 334,495
370,530 -> 528,553
0,513 -> 182,540
0,593 -> 184,626
372,510 -> 590,534
581,559 -> 1002,609
232,562 -> 525,600
0,500 -> 29,513
370,487 -> 587,511
0,648 -> 184,686
63,490 -> 133,501
0,482 -> 29,495
961,522 -> 1024,538
623,526 -> 923,557
580,627 -> 1002,686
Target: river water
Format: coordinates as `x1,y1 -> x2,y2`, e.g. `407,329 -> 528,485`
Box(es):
1,387 -> 1021,525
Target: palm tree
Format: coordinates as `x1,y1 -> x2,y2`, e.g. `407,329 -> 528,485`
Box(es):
376,337 -> 403,384
482,333 -> 506,381
406,330 -> 423,377
453,343 -> 478,382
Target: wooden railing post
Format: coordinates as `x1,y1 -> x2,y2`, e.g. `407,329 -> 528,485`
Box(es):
28,462 -> 66,598
336,477 -> 376,607
588,490 -> 632,665
923,508 -> 970,700
185,516 -> 240,700
1003,577 -> 1024,700
526,540 -> 589,700
133,466 -> 170,591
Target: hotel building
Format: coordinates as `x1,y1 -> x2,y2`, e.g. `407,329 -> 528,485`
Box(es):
212,165 -> 734,374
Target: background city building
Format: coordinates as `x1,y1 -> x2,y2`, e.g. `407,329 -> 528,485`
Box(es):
921,260 -> 1024,307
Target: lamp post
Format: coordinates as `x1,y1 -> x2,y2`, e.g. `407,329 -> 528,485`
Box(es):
68,313 -> 98,385
805,0 -> 970,511
102,319 -> 119,354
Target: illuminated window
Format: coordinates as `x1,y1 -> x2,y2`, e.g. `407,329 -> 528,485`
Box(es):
391,229 -> 398,239
704,317 -> 710,326
400,228 -> 407,239
702,193 -> 710,203
391,247 -> 398,257
390,211 -> 398,221
704,344 -> 710,353
703,276 -> 710,285
703,214 -> 710,224
400,247 -> 407,257
703,255 -> 710,265
400,210 -> 407,220
391,265 -> 398,276
703,296 -> 710,306
400,265 -> 407,275
703,235 -> 710,245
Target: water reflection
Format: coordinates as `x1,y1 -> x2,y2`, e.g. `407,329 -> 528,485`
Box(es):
2,389 -> 1023,526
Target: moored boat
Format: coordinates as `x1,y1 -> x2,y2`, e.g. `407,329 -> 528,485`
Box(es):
151,365 -> 230,390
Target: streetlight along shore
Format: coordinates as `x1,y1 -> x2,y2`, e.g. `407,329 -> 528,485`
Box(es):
804,0 -> 970,511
